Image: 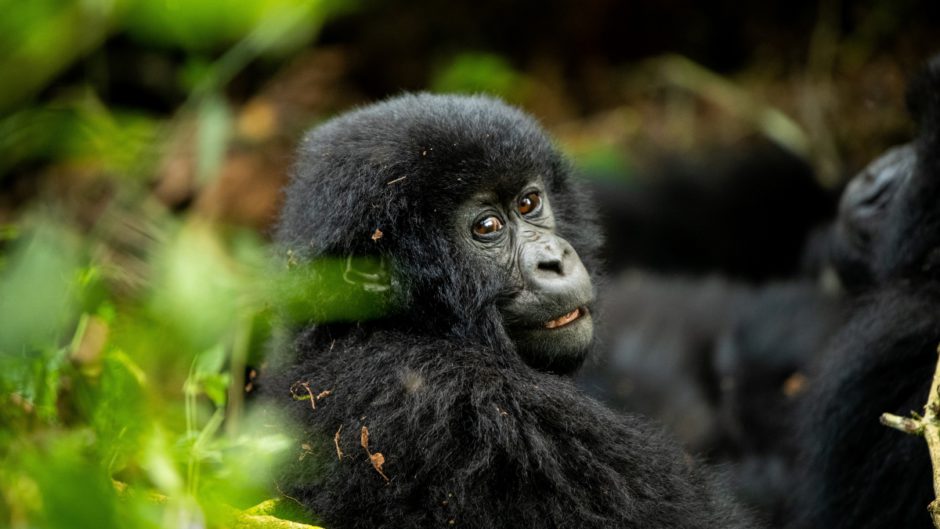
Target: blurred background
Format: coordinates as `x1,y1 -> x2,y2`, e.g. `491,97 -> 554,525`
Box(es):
2,0 -> 939,527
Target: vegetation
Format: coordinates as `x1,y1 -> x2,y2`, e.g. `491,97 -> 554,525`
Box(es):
0,1 -> 350,527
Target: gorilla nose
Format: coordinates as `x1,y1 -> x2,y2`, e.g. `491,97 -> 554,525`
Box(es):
524,236 -> 591,294
537,250 -> 565,275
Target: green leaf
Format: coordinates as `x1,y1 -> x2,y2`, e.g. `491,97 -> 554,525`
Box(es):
0,221 -> 81,354
196,94 -> 232,185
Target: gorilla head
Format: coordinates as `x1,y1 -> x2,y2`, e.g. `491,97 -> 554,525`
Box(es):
277,93 -> 600,373
830,143 -> 915,290
827,55 -> 940,291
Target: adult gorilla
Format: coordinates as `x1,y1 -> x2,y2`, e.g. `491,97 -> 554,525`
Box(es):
265,94 -> 752,529
794,56 -> 940,529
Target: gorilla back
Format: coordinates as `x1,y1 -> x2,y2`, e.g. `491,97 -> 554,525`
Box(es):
267,94 -> 750,529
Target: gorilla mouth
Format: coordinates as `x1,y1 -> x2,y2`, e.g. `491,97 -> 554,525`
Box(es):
544,307 -> 587,329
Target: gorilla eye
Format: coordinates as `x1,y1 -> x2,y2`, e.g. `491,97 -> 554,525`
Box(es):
473,216 -> 504,236
517,192 -> 542,216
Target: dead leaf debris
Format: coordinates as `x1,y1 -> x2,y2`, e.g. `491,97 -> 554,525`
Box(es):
334,425 -> 344,460
289,381 -> 332,410
360,425 -> 390,482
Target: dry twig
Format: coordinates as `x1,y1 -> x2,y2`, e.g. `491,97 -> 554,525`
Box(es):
289,381 -> 331,411
334,425 -> 344,460
880,343 -> 940,528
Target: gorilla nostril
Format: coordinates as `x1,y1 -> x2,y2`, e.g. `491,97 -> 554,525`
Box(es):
538,259 -> 564,275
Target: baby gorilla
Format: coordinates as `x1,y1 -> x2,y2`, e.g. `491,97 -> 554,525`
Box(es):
266,94 -> 752,529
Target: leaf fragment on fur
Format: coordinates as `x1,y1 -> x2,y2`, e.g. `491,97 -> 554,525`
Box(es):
360,425 -> 390,482
290,381 -> 332,411
334,425 -> 344,460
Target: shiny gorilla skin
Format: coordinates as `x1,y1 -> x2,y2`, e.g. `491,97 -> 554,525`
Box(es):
265,94 -> 752,529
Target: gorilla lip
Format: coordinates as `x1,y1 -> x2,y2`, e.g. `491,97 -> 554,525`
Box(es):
544,307 -> 586,329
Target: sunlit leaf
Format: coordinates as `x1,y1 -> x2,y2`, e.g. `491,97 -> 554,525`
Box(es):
20,433 -> 122,529
142,429 -> 185,496
148,221 -> 241,351
0,220 -> 81,357
196,95 -> 232,185
265,256 -> 395,324
89,350 -> 150,474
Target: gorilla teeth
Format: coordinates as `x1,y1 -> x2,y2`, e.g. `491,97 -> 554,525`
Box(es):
544,308 -> 581,329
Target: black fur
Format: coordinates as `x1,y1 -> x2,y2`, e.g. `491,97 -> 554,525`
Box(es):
588,143 -> 833,282
578,274 -> 842,527
794,56 -> 940,529
266,94 -> 752,529
797,287 -> 938,529
875,55 -> 940,284
578,274 -> 751,455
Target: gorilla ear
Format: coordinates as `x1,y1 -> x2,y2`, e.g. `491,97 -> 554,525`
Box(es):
343,255 -> 391,293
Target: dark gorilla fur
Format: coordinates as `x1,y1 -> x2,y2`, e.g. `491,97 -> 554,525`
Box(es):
794,56 -> 940,529
266,94 -> 752,529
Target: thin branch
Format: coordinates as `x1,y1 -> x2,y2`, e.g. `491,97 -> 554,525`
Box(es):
924,343 -> 940,526
880,343 -> 940,528
881,413 -> 924,435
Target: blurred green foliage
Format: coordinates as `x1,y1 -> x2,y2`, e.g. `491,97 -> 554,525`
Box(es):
0,210 -> 391,528
0,212 -> 339,527
0,1 -> 373,528
569,144 -> 634,182
0,0 -> 353,113
0,100 -> 160,178
431,52 -> 531,102
124,0 -> 331,53
0,0 -> 117,113
0,0 -> 356,180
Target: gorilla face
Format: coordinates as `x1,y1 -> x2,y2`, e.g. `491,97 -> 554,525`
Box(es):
837,144 -> 915,249
831,144 -> 915,289
454,179 -> 595,374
